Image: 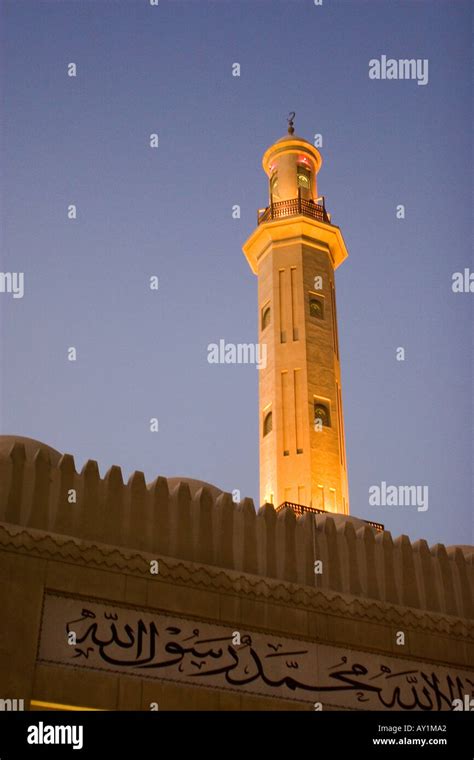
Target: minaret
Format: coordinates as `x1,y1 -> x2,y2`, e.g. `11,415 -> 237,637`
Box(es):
242,115 -> 350,515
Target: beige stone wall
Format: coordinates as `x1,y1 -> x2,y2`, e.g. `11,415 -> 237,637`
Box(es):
0,522 -> 472,711
0,440 -> 472,711
0,441 -> 472,616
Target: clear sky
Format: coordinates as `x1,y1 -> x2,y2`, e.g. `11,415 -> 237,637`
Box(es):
0,0 -> 472,548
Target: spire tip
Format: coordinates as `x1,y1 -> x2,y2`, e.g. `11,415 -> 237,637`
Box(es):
287,111 -> 295,135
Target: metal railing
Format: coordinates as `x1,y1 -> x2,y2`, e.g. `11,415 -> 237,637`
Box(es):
257,195 -> 331,226
275,501 -> 384,532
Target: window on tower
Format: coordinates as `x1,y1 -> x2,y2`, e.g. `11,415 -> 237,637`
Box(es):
314,401 -> 331,428
263,411 -> 273,437
309,296 -> 324,319
270,172 -> 279,200
261,304 -> 271,331
297,164 -> 311,190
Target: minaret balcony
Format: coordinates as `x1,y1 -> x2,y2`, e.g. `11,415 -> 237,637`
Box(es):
275,501 -> 384,532
257,196 -> 331,226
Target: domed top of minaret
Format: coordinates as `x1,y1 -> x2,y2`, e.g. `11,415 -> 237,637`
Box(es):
262,113 -> 322,181
275,131 -> 312,144
260,113 -> 323,208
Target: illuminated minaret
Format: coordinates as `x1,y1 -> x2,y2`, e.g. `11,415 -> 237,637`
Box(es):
242,115 -> 350,514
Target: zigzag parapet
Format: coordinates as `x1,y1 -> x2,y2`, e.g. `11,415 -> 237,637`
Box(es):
0,437 -> 472,618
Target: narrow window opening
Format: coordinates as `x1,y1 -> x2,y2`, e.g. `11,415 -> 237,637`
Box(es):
270,172 -> 279,200
314,401 -> 331,428
263,411 -> 273,437
309,296 -> 324,320
261,304 -> 271,330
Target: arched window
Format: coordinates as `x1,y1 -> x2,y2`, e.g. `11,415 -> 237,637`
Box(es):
297,164 -> 311,190
270,172 -> 279,200
263,411 -> 273,437
309,297 -> 324,319
261,305 -> 271,330
314,402 -> 330,428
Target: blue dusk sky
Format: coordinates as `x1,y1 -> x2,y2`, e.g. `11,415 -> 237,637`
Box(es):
0,0 -> 472,547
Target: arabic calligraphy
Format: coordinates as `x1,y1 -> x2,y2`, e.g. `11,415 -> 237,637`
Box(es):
38,594 -> 474,710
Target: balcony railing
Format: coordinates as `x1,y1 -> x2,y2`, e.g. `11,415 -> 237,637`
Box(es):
275,501 -> 384,532
257,195 -> 331,226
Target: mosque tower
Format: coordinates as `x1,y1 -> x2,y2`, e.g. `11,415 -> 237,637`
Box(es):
243,115 -> 350,514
